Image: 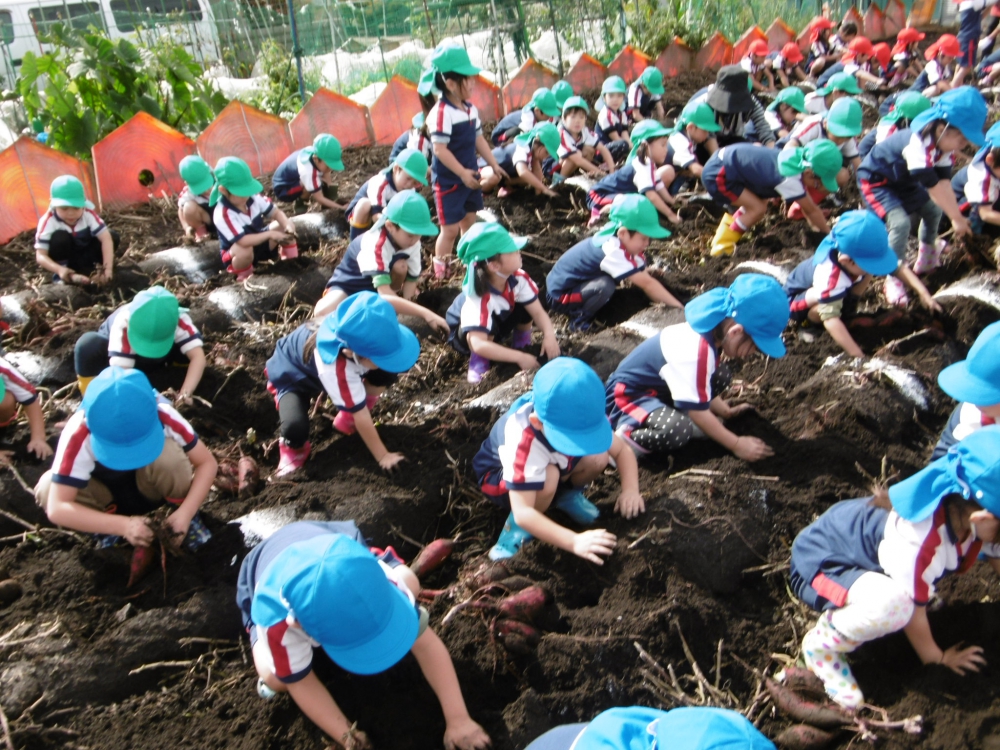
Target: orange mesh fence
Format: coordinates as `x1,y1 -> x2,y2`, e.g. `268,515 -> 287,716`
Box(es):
765,19 -> 796,51
696,32 -> 734,71
565,54 -> 608,93
607,45 -> 651,84
92,112 -> 196,212
503,60 -> 558,112
370,76 -> 422,146
197,101 -> 293,177
656,38 -> 694,78
843,6 -> 865,34
885,0 -> 906,36
290,88 -> 374,149
468,76 -> 502,123
733,26 -> 769,61
864,5 -> 885,40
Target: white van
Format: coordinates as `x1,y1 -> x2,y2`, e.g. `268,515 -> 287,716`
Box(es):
0,0 -> 221,87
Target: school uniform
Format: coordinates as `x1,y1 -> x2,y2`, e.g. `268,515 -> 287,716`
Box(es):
587,156 -> 665,211
445,270 -> 538,354
557,123 -> 599,163
807,36 -> 832,70
490,141 -> 533,181
177,186 -> 215,231
952,148 -> 1000,232
272,149 -> 325,202
702,144 -> 806,209
785,248 -> 862,323
743,109 -> 785,144
490,108 -> 538,146
325,226 -> 421,296
957,0 -> 999,68
0,357 -> 38,425
546,235 -> 645,324
769,50 -> 802,81
783,115 -> 860,160
857,128 -> 952,218
816,61 -> 846,88
931,402 -> 996,459
803,91 -> 830,116
34,207 -> 116,277
910,58 -> 953,93
596,104 -> 631,161
214,194 -> 277,273
389,127 -> 432,164
429,97 -> 484,225
627,80 -> 661,119
857,120 -> 901,161
345,170 -> 401,224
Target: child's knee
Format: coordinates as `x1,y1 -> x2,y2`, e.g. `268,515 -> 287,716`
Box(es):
571,452 -> 610,482
0,392 -> 16,423
396,565 -> 421,595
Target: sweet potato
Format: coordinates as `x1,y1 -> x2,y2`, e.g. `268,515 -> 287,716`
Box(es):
781,666 -> 828,700
238,456 -> 259,500
0,578 -> 22,606
467,560 -> 509,588
774,724 -> 838,750
497,576 -> 534,592
498,585 -> 551,624
766,679 -> 852,729
218,460 -> 239,477
494,618 -> 541,655
409,539 -> 454,578
128,545 -> 156,588
214,474 -> 238,495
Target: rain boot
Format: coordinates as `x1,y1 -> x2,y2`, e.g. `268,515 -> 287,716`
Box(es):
468,353 -> 491,384
801,611 -> 864,709
883,274 -> 909,307
77,376 -> 94,397
275,440 -> 311,478
710,213 -> 741,257
488,512 -> 533,560
279,240 -> 299,260
433,257 -> 451,280
333,410 -> 356,435
553,486 -> 600,524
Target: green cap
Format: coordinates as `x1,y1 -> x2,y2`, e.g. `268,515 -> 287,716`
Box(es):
884,91 -> 931,124
675,102 -> 721,133
528,87 -> 560,118
596,194 -> 670,239
179,155 -> 214,196
640,66 -> 665,96
767,86 -> 807,114
817,72 -> 862,96
430,44 -> 480,76
515,122 -> 561,159
49,175 -> 93,209
552,80 -> 574,109
311,133 -> 344,171
562,95 -> 590,116
128,286 -> 182,359
383,190 -> 438,236
779,139 -> 843,193
456,221 -> 528,295
393,148 -> 429,185
601,76 -> 627,95
211,157 -> 262,205
628,118 -> 672,160
825,97 -> 862,137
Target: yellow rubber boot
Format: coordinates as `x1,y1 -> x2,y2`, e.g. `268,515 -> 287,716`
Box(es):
710,214 -> 741,257
77,376 -> 94,396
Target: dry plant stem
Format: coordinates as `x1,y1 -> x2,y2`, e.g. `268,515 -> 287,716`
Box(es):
3,465 -> 33,497
0,703 -> 13,750
128,660 -> 196,675
0,621 -> 61,649
0,508 -> 34,531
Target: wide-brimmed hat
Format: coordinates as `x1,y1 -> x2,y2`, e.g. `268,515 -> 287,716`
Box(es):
685,274 -> 789,358
938,321 -> 1000,406
813,210 -> 897,276
532,358 -> 612,456
707,66 -> 754,114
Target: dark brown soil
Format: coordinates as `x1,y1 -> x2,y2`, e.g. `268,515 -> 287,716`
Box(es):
2,67 -> 1000,750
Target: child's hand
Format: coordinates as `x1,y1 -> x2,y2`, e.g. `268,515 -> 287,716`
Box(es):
270,230 -> 291,243
338,727 -> 372,750
102,267 -> 113,282
953,216 -> 972,239
283,223 -> 296,236
731,436 -> 774,462
941,643 -> 986,675
378,452 -> 406,471
27,438 -> 52,460
541,336 -> 560,361
917,290 -> 943,314
461,169 -> 481,190
543,188 -> 559,198
614,489 -> 645,519
164,511 -> 192,550
444,716 -> 492,750
516,352 -> 540,371
572,529 -> 616,564
174,390 -> 193,407
426,313 -> 450,337
124,517 -> 155,547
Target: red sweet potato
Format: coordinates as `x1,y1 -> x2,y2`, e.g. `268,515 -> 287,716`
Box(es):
214,474 -> 238,495
498,585 -> 551,624
766,679 -> 853,729
781,666 -> 828,700
497,576 -> 534,592
774,724 -> 838,750
494,618 -> 541,655
409,539 -> 454,578
467,560 -> 509,588
238,456 -> 259,500
128,545 -> 156,588
218,460 -> 239,477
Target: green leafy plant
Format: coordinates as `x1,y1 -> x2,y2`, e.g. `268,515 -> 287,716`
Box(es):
237,39 -> 323,119
626,0 -> 701,59
18,23 -> 228,157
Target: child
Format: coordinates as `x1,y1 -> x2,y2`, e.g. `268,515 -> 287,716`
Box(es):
551,80 -> 574,114
177,155 -> 215,242
888,26 -> 926,87
695,65 -> 776,148
315,190 -> 446,322
555,96 -> 614,182
663,102 -> 721,191
594,76 -> 632,163
803,71 -> 862,116
236,520 -> 491,750
490,86 -> 560,146
785,210 -> 899,359
445,222 -> 559,383
841,36 -> 886,89
857,86 -> 984,304
931,321 -> 1000,459
605,274 -> 786,459
271,133 -> 346,212
783,97 -> 863,188
0,356 -> 52,462
746,87 -> 806,143
587,120 -> 682,227
212,156 -> 298,282
419,44 -> 508,280
702,140 -> 842,257
35,175 -> 119,286
266,292 -> 420,476
547,194 -> 681,332
829,20 -> 859,55
627,67 -> 666,122
742,40 -> 776,93
911,34 -> 960,96
345,148 -> 429,239
389,112 -> 432,165
35,366 -> 216,552
473,357 -> 645,561
954,0 -> 1000,86
790,427 -> 1000,708
771,42 -> 809,88
806,17 -> 838,76
952,122 -> 1000,236
73,286 -> 205,404
857,91 -> 931,160
480,123 -> 560,198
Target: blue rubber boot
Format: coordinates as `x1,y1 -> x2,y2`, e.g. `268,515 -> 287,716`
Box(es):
488,513 -> 533,560
553,486 -> 600,524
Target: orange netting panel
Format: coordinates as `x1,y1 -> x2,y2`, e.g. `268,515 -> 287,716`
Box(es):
733,26 -> 768,61
370,76 -> 422,146
197,101 -> 293,177
565,54 -> 608,93
468,76 -> 502,123
843,6 -> 865,35
92,112 -> 196,212
656,38 -> 694,78
695,32 -> 734,71
885,0 -> 906,36
765,19 -> 796,51
0,137 -> 94,244
607,45 -> 651,85
503,60 -> 558,112
290,88 -> 374,149
864,5 -> 885,40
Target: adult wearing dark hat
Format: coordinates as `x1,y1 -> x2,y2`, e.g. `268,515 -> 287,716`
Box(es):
687,65 -> 776,164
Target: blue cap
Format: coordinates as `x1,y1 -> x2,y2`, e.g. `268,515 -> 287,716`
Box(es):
531,358 -> 612,456
814,210 -> 898,276
525,706 -> 776,750
317,292 -> 420,373
938,321 -> 1000,406
889,426 -> 1000,521
685,274 -> 789,358
82,367 -> 165,471
250,533 -> 419,675
910,86 -> 987,147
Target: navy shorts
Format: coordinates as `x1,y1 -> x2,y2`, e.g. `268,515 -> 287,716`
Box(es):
433,182 -> 483,225
857,173 -> 929,218
701,154 -> 745,210
478,458 -> 580,510
957,9 -> 981,68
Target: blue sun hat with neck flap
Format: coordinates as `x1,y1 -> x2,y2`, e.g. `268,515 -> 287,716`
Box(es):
685,274 -> 790,358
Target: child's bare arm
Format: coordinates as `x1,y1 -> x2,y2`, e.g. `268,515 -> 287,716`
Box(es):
903,604 -> 986,674
46,482 -> 152,545
35,248 -> 69,278
688,408 -> 773,461
629,270 -> 683,308
607,434 -> 644,519
822,316 -> 864,358
353,407 -> 404,470
309,190 -> 347,211
177,347 -> 206,404
509,489 -> 616,564
895,266 -> 942,313
270,207 -> 296,234
523,299 -> 560,360
467,332 -> 538,370
378,294 -> 449,336
164,441 -> 216,545
979,204 -> 1000,227
798,195 -> 831,233
98,230 -> 114,278
778,69 -> 791,87
476,134 -> 507,177
23,400 -> 52,459
517,162 -> 557,197
596,144 -> 615,171
285,671 -> 357,745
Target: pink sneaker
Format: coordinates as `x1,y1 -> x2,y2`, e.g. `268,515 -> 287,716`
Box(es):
433,257 -> 451,280
884,274 -> 909,307
498,187 -> 511,198
365,394 -> 380,411
193,225 -> 210,241
275,440 -> 311,478
234,265 -> 254,281
279,241 -> 299,260
587,208 -> 602,228
468,353 -> 490,383
333,409 -> 356,435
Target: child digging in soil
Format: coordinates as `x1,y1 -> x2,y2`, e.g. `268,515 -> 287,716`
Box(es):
479,123 -> 560,198
345,148 -> 429,239
177,155 -> 215,243
213,157 -> 298,282
35,175 -> 119,286
546,195 -> 682,332
474,357 -> 644,562
931,320 -> 1000,459
605,274 -> 787,461
35,366 -> 216,552
445,222 -> 559,383
785,210 -> 901,359
626,67 -> 666,123
72,286 -> 205,405
857,91 -> 931,161
490,86 -> 561,146
236,520 -> 491,750
271,133 -> 346,212
554,96 -> 614,184
0,356 -> 52,462
594,76 -> 632,164
790,426 -> 1000,708
952,122 -> 1000,237
742,40 -> 776,93
267,292 -> 421,476
782,97 -> 863,190
745,87 -> 806,144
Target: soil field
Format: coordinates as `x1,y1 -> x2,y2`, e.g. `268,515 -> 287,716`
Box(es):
1,70 -> 1000,750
